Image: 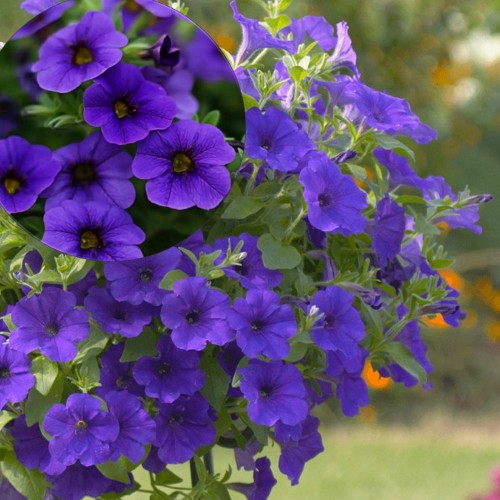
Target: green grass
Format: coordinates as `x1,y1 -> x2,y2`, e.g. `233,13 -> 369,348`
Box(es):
125,417 -> 499,500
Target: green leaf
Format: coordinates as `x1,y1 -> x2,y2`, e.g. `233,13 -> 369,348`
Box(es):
373,134 -> 415,161
31,356 -> 59,396
289,65 -> 308,81
155,468 -> 183,486
242,95 -> 259,110
285,341 -> 309,363
265,14 -> 291,35
200,355 -> 229,410
73,320 -> 109,364
121,328 -> 159,362
209,483 -> 231,500
159,270 -> 188,291
201,110 -> 221,127
25,374 -> 64,426
414,214 -> 441,236
97,457 -> 131,484
221,196 -> 264,220
257,233 -> 302,270
396,195 -> 427,205
384,341 -> 427,385
80,356 -> 100,387
294,269 -> 315,296
0,410 -> 16,432
1,451 -> 46,500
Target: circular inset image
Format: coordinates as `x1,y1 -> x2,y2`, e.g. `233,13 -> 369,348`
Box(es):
0,0 -> 245,260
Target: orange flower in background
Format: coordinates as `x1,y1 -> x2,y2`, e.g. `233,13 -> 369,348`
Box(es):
436,221 -> 451,234
439,268 -> 464,292
485,320 -> 500,342
362,361 -> 393,390
422,313 -> 449,329
214,32 -> 236,53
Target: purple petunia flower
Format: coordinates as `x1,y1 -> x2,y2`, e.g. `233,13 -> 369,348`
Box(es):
133,336 -> 205,403
228,457 -> 277,499
0,477 -> 24,500
83,62 -> 176,145
13,1 -> 74,40
309,286 -> 365,358
326,348 -> 370,416
238,359 -> 308,426
373,147 -> 428,191
370,194 -> 405,265
84,286 -> 155,338
43,200 -> 145,261
20,0 -> 63,14
379,308 -> 433,388
46,462 -> 132,500
10,287 -> 90,362
161,277 -> 234,350
228,289 -> 296,360
299,152 -> 367,234
213,233 -> 282,290
142,67 -> 198,120
0,136 -> 60,214
0,342 -> 35,409
142,445 -> 166,473
422,176 -> 482,234
245,107 -> 313,173
132,120 -> 235,209
276,415 -> 324,486
43,393 -> 119,466
104,247 -> 181,306
230,0 -> 295,64
284,16 -> 336,52
104,391 -> 156,462
342,82 -> 438,144
11,415 -> 66,475
32,11 -> 127,93
327,21 -> 360,78
95,343 -> 143,398
154,393 -> 216,464
43,132 -> 135,211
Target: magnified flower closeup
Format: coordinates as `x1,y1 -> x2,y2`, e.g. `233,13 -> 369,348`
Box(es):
32,11 -> 128,93
132,120 -> 235,209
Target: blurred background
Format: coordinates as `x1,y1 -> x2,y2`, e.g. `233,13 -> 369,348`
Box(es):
1,0 -> 500,498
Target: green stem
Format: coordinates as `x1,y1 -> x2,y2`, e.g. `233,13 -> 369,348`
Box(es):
190,458 -> 199,487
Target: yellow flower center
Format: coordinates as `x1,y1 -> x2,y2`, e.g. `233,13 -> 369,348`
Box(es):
75,420 -> 88,432
80,230 -> 101,250
3,178 -> 21,195
114,100 -> 135,119
172,153 -> 193,174
73,45 -> 93,66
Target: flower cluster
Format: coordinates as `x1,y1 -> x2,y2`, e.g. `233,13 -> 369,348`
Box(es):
0,0 -> 239,260
0,0 -> 491,499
